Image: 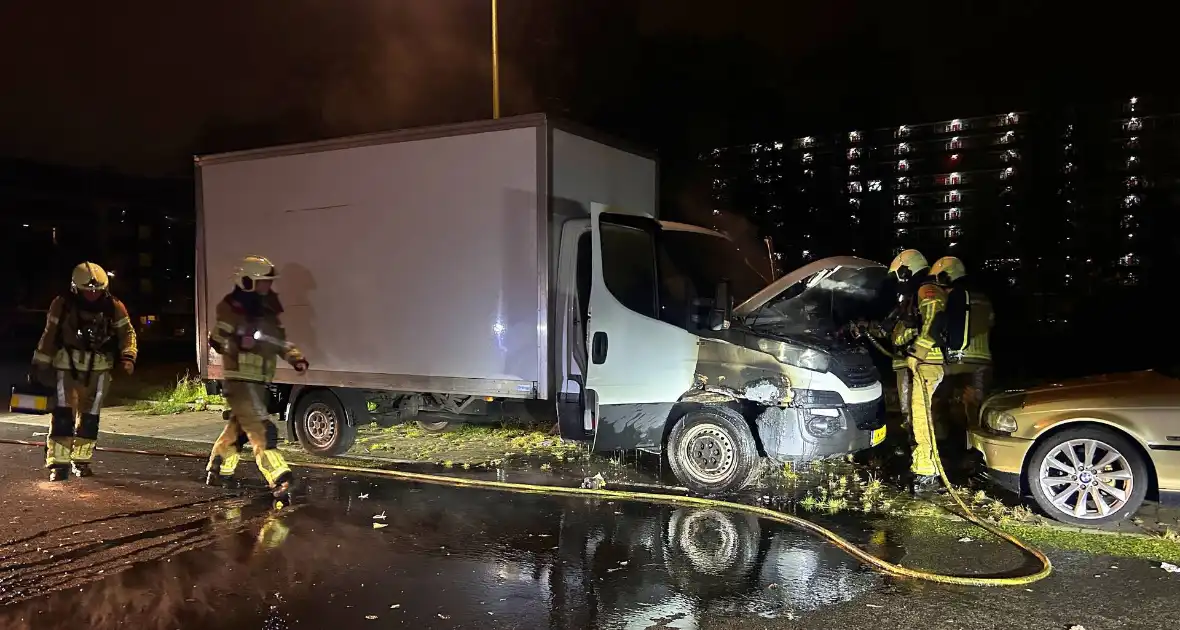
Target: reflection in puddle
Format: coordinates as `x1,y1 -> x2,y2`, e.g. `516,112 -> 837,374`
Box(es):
0,475 -> 896,629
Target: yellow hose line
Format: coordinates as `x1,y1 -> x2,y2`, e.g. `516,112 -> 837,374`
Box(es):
292,450 -> 1052,587
0,390 -> 1053,587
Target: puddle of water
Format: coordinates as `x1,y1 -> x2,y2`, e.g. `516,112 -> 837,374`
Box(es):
0,473 -> 888,629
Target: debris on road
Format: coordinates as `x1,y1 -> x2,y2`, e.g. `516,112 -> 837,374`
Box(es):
1160,562 -> 1180,573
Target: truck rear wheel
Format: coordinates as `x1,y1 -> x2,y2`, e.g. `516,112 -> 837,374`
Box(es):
415,418 -> 459,433
667,406 -> 759,496
293,390 -> 357,457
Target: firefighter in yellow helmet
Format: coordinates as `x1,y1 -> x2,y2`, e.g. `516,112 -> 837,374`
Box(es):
930,256 -> 994,449
205,255 -> 308,508
31,262 -> 138,481
878,249 -> 931,428
888,249 -> 947,493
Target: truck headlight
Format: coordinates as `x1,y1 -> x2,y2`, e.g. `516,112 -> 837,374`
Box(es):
984,409 -> 1018,434
804,410 -> 846,438
755,338 -> 831,372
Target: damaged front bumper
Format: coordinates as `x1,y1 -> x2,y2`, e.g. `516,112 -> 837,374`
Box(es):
755,398 -> 885,463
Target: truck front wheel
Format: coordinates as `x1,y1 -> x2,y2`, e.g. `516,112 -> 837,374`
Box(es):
293,390 -> 358,457
667,406 -> 759,496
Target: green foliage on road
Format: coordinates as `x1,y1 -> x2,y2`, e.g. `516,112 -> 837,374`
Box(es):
349,420 -> 584,466
898,513 -> 1180,564
133,374 -> 226,415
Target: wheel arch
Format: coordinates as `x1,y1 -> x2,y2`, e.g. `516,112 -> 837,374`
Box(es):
661,396 -> 761,454
284,386 -> 369,443
1021,418 -> 1159,501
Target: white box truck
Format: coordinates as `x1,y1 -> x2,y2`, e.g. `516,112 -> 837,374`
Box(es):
195,114 -> 889,494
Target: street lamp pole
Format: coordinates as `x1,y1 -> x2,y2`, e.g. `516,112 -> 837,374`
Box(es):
491,0 -> 501,119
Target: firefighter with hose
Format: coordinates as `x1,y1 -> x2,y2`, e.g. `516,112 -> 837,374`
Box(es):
31,262 -> 137,481
204,255 -> 308,508
885,249 -> 949,495
930,255 -> 994,466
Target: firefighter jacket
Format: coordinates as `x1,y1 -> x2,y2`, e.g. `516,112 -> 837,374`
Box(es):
910,282 -> 947,364
890,319 -> 914,371
209,290 -> 304,383
885,276 -> 925,370
33,294 -> 137,374
943,282 -> 993,365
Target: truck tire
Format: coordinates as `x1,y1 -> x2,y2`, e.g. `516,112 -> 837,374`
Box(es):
667,406 -> 759,496
417,420 -> 457,434
293,390 -> 357,457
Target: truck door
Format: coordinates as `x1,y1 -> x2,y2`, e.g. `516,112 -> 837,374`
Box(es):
554,218 -> 592,441
584,203 -> 700,453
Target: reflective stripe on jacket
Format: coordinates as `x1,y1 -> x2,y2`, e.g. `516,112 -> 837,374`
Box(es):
948,288 -> 993,365
911,282 -> 946,364
209,293 -> 303,384
33,294 -> 137,372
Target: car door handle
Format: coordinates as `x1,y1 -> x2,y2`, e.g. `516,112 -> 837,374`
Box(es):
592,332 -> 608,364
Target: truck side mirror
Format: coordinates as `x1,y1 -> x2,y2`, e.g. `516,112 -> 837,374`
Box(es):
709,279 -> 732,331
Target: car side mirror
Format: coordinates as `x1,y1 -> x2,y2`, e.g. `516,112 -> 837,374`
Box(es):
709,279 -> 732,331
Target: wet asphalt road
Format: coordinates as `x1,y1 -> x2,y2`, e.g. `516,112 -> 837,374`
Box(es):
0,444 -> 1176,630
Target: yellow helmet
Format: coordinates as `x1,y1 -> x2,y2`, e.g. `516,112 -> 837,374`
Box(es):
233,255 -> 279,291
887,249 -> 928,281
71,262 -> 109,293
930,256 -> 967,284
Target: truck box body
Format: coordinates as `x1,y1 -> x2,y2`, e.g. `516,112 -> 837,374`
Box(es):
195,114 -> 658,402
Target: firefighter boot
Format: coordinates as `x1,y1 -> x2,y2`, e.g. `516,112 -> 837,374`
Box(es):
910,473 -> 943,497
271,471 -> 294,510
47,464 -> 71,482
204,454 -> 238,488
71,462 -> 94,478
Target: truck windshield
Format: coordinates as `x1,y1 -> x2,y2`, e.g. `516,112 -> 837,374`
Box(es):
746,266 -> 890,343
656,229 -> 770,330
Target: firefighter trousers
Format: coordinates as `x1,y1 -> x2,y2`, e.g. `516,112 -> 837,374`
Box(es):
45,370 -> 112,467
206,380 -> 292,488
908,363 -> 944,477
952,363 -> 992,426
894,367 -> 912,420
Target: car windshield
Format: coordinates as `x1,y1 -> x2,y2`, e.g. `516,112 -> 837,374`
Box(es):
744,265 -> 892,342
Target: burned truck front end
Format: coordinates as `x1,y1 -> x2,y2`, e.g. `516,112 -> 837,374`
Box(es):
689,328 -> 885,466
686,257 -> 890,467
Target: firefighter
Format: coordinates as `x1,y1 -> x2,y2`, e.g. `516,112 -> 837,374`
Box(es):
878,250 -> 928,432
888,249 -> 947,494
31,262 -> 137,481
205,255 -> 308,508
878,250 -> 933,430
930,256 -> 994,440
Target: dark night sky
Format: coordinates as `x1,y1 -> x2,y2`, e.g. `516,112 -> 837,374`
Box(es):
0,1 -> 1166,178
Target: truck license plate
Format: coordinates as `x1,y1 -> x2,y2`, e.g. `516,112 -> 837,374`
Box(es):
871,425 -> 887,446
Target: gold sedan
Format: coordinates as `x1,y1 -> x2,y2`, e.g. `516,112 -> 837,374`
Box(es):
968,368 -> 1180,526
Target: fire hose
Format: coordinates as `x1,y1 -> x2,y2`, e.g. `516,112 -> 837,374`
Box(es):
0,389 -> 1051,588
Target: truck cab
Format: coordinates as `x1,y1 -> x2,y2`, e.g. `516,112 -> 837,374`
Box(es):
556,204 -> 888,494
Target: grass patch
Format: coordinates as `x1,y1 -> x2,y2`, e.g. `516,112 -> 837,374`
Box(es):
897,513 -> 1180,564
133,374 -> 225,415
351,420 -> 585,466
783,461 -> 1180,561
